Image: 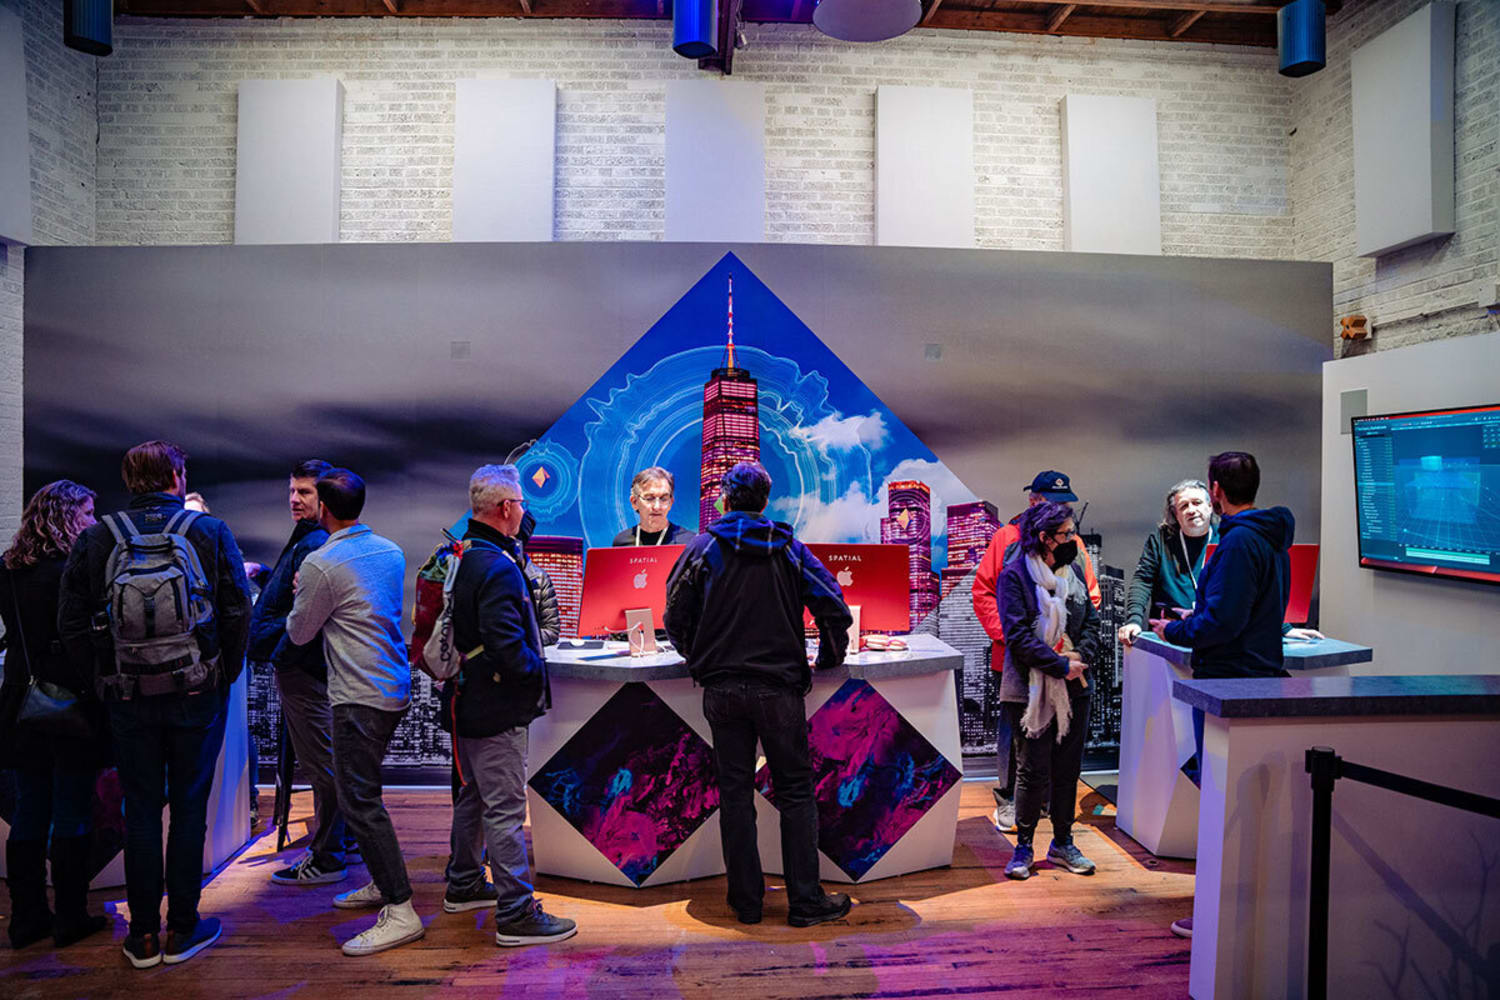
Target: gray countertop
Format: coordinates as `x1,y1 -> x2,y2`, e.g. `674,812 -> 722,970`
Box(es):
545,632 -> 961,683
1172,674 -> 1500,719
1132,632 -> 1373,671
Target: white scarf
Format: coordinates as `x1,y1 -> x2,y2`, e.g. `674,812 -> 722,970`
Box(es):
1021,552 -> 1075,743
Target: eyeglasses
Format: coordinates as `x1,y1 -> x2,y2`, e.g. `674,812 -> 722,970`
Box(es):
501,497 -> 526,510
636,493 -> 673,508
1051,527 -> 1079,540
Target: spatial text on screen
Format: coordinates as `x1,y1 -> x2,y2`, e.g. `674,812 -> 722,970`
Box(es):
1352,403 -> 1500,586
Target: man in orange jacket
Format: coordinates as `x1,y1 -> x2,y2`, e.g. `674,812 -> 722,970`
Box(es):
971,470 -> 1100,833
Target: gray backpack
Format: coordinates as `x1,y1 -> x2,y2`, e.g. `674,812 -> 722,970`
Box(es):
99,510 -> 217,698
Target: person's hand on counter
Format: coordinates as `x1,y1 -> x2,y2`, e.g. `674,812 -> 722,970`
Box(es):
1118,623 -> 1142,646
1286,627 -> 1325,641
1149,618 -> 1172,640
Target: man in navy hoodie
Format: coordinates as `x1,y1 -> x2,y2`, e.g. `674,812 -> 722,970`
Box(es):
664,461 -> 854,929
1151,451 -> 1291,939
1153,452 -> 1293,680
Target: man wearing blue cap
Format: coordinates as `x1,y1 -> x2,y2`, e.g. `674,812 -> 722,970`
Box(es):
972,470 -> 1100,834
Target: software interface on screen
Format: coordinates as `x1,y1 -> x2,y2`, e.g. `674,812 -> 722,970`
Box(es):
1352,404 -> 1500,584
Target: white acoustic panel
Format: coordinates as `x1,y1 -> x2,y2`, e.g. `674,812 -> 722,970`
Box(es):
234,79 -> 344,245
665,79 -> 765,243
875,85 -> 975,248
0,4 -> 33,245
1060,94 -> 1161,255
452,79 -> 556,242
1351,2 -> 1456,258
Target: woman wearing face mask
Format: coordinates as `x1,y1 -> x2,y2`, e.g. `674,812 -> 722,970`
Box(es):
996,501 -> 1101,881
1118,479 -> 1217,647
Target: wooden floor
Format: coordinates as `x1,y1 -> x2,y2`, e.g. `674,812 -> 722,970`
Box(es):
1,781 -> 1195,999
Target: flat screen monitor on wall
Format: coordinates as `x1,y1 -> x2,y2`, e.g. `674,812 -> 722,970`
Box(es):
1351,403 -> 1500,586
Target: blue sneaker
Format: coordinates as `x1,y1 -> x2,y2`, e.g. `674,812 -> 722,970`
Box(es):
163,917 -> 221,965
1005,844 -> 1034,880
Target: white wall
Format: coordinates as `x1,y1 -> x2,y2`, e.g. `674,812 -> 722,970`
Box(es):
1320,331 -> 1500,673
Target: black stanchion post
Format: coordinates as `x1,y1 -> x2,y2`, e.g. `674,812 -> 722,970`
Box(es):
1305,746 -> 1340,1000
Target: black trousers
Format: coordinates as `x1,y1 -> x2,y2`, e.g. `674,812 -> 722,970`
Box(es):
1006,693 -> 1091,847
702,680 -> 823,916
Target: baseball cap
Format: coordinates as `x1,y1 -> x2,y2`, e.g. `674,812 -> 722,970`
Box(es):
1025,470 -> 1078,502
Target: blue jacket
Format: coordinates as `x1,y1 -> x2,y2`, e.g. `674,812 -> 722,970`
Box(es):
249,519 -> 328,677
664,510 -> 852,691
451,520 -> 550,738
1164,506 -> 1293,679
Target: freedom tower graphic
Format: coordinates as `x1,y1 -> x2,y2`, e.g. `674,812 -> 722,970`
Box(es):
698,275 -> 760,530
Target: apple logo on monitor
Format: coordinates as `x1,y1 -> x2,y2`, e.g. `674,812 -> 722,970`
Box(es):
836,568 -> 854,588
633,570 -> 648,589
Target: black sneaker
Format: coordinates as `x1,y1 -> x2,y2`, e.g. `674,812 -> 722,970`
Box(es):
733,907 -> 762,925
787,893 -> 852,928
163,917 -> 221,965
270,854 -> 348,886
122,932 -> 162,969
444,880 -> 499,913
494,899 -> 578,947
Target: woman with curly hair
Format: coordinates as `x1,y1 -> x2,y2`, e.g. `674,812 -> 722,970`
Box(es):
1,479 -> 110,949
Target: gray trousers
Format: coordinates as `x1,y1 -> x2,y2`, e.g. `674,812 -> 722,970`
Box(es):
274,665 -> 346,870
447,726 -> 534,921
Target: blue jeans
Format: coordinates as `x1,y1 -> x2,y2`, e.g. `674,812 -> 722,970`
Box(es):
109,687 -> 228,937
9,762 -> 97,841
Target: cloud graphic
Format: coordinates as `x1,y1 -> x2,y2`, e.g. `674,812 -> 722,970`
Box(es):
791,411 -> 889,454
771,480 -> 885,544
881,457 -> 979,539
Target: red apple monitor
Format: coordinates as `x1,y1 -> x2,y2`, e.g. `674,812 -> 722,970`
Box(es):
805,543 -> 911,633
1202,542 -> 1319,625
576,544 -> 686,637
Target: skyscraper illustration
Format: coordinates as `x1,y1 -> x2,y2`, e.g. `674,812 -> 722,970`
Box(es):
943,499 -> 1000,598
885,479 -> 938,627
527,535 -> 585,639
698,275 -> 760,530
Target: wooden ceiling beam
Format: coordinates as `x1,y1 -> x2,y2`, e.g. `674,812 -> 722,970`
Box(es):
517,0 -> 531,12
1167,8 -> 1204,35
382,0 -> 399,12
921,0 -> 945,26
1024,0 -> 1282,13
1046,3 -> 1075,31
923,9 -> 1275,46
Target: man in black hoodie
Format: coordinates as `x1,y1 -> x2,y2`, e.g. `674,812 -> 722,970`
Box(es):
664,461 -> 855,928
1151,451 -> 1292,940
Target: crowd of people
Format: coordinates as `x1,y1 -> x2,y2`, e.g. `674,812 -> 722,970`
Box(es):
0,439 -> 1311,963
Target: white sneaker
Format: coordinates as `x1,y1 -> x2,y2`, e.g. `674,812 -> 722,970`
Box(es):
332,881 -> 384,910
991,800 -> 1018,834
341,901 -> 425,957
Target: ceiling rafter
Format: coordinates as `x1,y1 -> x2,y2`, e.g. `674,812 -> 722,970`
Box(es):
1046,4 -> 1076,32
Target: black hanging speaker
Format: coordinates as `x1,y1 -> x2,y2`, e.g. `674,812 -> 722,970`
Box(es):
65,0 -> 113,57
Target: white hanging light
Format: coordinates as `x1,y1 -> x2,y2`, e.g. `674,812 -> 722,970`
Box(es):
812,0 -> 923,42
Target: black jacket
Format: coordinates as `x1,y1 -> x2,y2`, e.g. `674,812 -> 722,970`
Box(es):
997,552 -> 1101,704
450,520 -> 550,738
664,510 -> 852,691
248,519 -> 329,678
1164,506 -> 1293,679
1125,525 -> 1217,629
0,558 -> 111,768
611,522 -> 696,547
58,492 -> 252,694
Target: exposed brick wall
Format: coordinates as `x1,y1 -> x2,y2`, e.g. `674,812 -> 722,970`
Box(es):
95,18 -> 1295,253
1290,0 -> 1500,357
0,0 -> 97,539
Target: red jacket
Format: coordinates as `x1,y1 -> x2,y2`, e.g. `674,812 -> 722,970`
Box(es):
971,514 -> 1100,673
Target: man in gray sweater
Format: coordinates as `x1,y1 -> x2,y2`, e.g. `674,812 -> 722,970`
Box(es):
285,468 -> 421,956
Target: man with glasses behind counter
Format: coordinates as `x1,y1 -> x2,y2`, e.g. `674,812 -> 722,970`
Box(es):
612,467 -> 697,547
